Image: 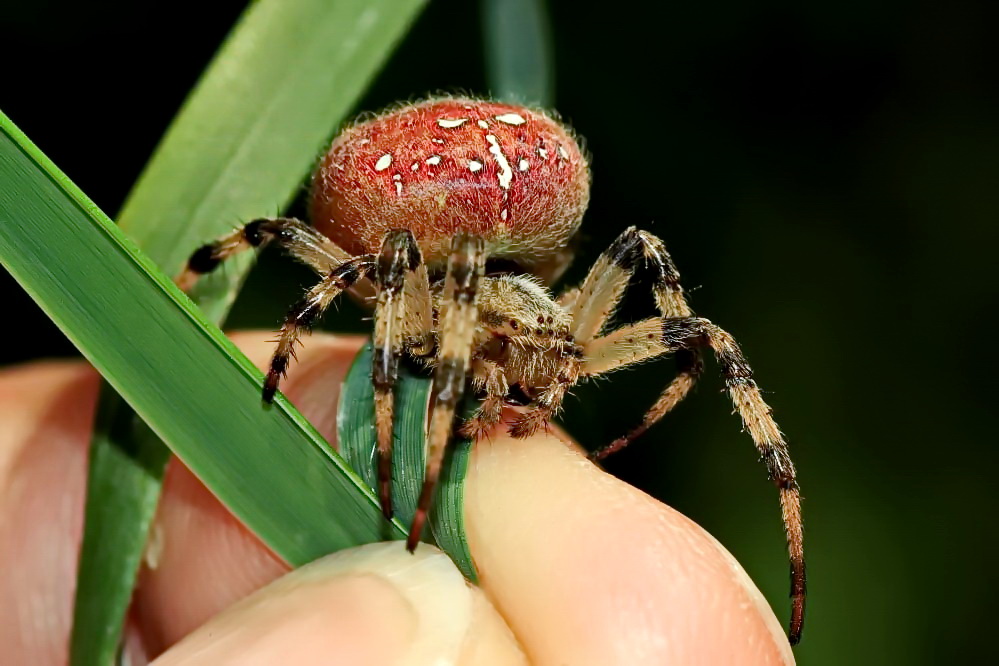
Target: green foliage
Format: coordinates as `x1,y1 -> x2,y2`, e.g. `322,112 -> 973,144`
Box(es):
1,1 -> 427,664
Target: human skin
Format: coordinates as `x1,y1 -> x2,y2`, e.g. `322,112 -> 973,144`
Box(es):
0,331 -> 794,665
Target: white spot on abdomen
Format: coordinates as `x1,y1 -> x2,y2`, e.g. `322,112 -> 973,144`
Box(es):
495,112 -> 526,125
426,155 -> 442,165
518,158 -> 530,171
437,118 -> 468,128
375,154 -> 392,171
468,160 -> 483,172
485,134 -> 513,189
477,120 -> 489,129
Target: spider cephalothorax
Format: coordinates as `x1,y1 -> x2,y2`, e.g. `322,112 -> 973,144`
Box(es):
178,97 -> 806,645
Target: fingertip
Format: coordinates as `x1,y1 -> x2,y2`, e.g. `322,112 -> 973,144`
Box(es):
464,428 -> 794,665
152,543 -> 525,666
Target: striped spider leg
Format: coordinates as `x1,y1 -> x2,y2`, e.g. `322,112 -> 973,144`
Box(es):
371,230 -> 433,519
509,226 -> 806,644
177,216 -> 352,292
176,216 -> 375,403
408,233 -> 486,551
180,223 -> 488,552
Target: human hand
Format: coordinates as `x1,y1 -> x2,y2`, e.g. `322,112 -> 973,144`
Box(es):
0,331 -> 794,665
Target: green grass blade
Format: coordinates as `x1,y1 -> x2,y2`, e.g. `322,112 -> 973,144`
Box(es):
0,108 -> 406,661
338,344 -> 478,580
72,386 -> 171,665
121,0 -> 428,320
339,344 -> 432,531
481,0 -> 556,107
57,1 -> 427,662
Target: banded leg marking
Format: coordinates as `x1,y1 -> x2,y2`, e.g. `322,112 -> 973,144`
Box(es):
584,227 -> 703,459
407,233 -> 485,552
372,230 -> 430,519
262,256 -> 375,402
177,217 -> 351,291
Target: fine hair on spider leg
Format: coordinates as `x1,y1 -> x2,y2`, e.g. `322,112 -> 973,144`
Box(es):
372,229 -> 432,519
407,232 -> 486,552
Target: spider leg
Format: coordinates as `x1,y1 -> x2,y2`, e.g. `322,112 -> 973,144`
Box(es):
584,227 -> 704,459
579,316 -> 806,644
262,255 -> 375,402
176,217 -> 351,291
459,360 -> 509,440
564,227 -> 703,455
407,233 -> 485,552
507,364 -> 580,438
372,230 -> 430,519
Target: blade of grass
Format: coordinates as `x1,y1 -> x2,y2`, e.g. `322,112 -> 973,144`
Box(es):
0,109 -> 406,550
338,344 -> 478,581
123,0 -> 428,318
0,110 -> 403,666
64,1 -> 427,663
71,385 -> 171,665
481,0 -> 556,107
339,344 -> 432,531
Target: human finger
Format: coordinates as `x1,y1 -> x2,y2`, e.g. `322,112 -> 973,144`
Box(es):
0,361 -> 99,664
133,331 -> 366,653
152,542 -> 525,665
463,421 -> 795,665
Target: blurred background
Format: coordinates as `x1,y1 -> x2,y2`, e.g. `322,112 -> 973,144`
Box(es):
2,1 -> 997,663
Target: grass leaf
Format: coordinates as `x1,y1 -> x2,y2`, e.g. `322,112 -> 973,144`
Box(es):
0,106 -> 406,564
0,103 -> 410,546
2,2 -> 426,664
337,344 -> 478,581
121,0 -> 429,318
481,0 -> 556,107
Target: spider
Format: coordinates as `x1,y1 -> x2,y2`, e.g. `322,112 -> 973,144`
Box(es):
177,97 -> 806,644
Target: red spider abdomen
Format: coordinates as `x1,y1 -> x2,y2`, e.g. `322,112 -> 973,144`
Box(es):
310,98 -> 590,270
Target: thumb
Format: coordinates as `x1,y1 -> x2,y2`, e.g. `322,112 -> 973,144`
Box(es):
152,542 -> 525,665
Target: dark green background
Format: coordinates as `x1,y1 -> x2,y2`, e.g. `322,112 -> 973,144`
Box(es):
3,1 -> 995,663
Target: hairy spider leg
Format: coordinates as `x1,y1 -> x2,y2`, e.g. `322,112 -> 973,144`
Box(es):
176,217 -> 352,291
579,315 -> 805,644
580,227 -> 704,460
262,256 -> 376,402
460,359 -> 509,440
372,230 -> 432,519
407,233 -> 486,552
510,226 -> 705,439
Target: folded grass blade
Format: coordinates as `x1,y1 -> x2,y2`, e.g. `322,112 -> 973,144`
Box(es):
338,344 -> 478,580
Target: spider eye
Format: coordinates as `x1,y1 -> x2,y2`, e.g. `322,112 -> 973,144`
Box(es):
510,320 -> 519,330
